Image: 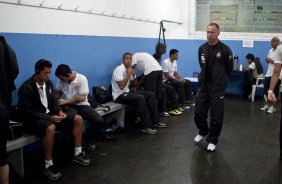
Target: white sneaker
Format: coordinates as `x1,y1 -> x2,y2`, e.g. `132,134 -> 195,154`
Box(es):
267,106 -> 277,114
194,134 -> 204,143
260,105 -> 269,111
207,143 -> 216,152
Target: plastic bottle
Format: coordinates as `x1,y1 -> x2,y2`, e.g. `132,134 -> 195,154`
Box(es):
233,55 -> 239,71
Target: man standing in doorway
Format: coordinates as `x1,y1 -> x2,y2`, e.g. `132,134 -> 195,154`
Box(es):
194,23 -> 233,152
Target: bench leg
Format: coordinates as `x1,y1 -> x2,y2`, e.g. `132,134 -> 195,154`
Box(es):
8,148 -> 24,177
111,108 -> 125,127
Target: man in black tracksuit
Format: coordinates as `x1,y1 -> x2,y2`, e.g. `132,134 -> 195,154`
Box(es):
194,23 -> 233,152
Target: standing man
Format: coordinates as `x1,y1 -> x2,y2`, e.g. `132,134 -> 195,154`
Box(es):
55,64 -> 104,150
131,52 -> 163,101
267,44 -> 282,160
18,60 -> 91,181
0,36 -> 19,184
194,23 -> 233,152
260,37 -> 281,113
162,49 -> 193,109
112,52 -> 166,135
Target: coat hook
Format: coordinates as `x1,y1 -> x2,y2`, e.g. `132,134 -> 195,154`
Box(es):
88,8 -> 93,14
101,10 -> 105,15
130,16 -> 135,19
74,6 -> 79,12
39,1 -> 44,7
17,0 -> 22,5
121,14 -> 125,18
112,12 -> 116,17
58,3 -> 63,10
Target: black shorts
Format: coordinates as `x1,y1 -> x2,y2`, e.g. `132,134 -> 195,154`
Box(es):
0,118 -> 8,167
24,110 -> 77,136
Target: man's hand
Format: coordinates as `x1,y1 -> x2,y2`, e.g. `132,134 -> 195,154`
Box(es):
50,114 -> 66,123
267,90 -> 277,105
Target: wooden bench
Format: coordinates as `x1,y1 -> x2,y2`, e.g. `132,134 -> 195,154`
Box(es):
7,101 -> 126,177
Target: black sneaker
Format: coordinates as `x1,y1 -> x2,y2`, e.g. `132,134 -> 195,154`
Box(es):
141,128 -> 158,135
153,122 -> 167,128
44,165 -> 62,181
72,153 -> 91,166
84,143 -> 96,151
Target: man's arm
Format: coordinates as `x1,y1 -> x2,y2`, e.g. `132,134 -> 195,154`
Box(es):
118,67 -> 135,90
268,63 -> 282,103
58,94 -> 87,105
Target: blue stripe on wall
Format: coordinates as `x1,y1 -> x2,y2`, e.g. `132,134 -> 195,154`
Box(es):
1,33 -> 271,104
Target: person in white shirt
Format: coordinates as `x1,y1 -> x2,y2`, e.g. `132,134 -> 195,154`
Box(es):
131,52 -> 163,101
162,49 -> 193,108
260,37 -> 281,113
111,52 -> 166,135
55,64 -> 104,151
268,44 -> 282,160
243,53 -> 264,99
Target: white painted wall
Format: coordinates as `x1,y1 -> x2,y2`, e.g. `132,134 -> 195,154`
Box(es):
0,0 -> 189,39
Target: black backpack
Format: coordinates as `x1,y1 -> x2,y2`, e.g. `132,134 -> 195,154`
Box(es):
92,85 -> 113,104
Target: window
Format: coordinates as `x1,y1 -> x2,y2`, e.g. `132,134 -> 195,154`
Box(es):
196,0 -> 282,33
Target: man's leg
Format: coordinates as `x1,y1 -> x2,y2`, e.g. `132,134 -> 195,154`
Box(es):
0,118 -> 9,184
136,90 -> 160,125
76,105 -> 104,142
116,92 -> 153,129
27,119 -> 62,181
143,71 -> 163,100
0,164 -> 9,184
166,80 -> 186,105
194,90 -> 210,137
207,91 -> 225,145
184,79 -> 193,102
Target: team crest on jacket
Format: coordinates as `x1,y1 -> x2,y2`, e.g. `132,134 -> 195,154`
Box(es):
216,51 -> 222,58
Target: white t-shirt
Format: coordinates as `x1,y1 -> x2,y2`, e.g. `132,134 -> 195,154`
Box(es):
56,72 -> 90,106
274,45 -> 282,78
265,48 -> 279,77
131,52 -> 162,75
162,58 -> 177,82
111,64 -> 134,100
248,62 -> 263,78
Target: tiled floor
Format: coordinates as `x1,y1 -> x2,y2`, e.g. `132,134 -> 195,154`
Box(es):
14,96 -> 282,184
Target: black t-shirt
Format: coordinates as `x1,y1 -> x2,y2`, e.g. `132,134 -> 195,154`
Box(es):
206,43 -> 218,82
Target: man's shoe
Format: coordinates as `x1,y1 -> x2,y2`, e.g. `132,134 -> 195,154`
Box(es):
154,122 -> 167,128
194,134 -> 204,143
207,143 -> 216,152
174,109 -> 183,114
72,153 -> 91,166
44,165 -> 62,181
177,107 -> 185,112
267,106 -> 277,114
168,110 -> 179,115
141,128 -> 158,135
160,112 -> 170,117
84,143 -> 96,151
260,105 -> 269,111
180,105 -> 190,110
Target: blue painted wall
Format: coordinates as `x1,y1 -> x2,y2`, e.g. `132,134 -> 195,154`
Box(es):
1,33 -> 271,104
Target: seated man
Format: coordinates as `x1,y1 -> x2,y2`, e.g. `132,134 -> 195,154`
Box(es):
55,64 -> 104,150
153,53 -> 184,116
162,49 -> 194,109
112,52 -> 166,135
243,53 -> 264,99
18,59 -> 91,181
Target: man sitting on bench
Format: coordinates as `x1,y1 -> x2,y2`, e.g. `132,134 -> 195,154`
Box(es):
18,59 -> 91,181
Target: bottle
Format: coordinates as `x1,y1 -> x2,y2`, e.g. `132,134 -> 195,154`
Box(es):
233,55 -> 239,71
239,64 -> 243,71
